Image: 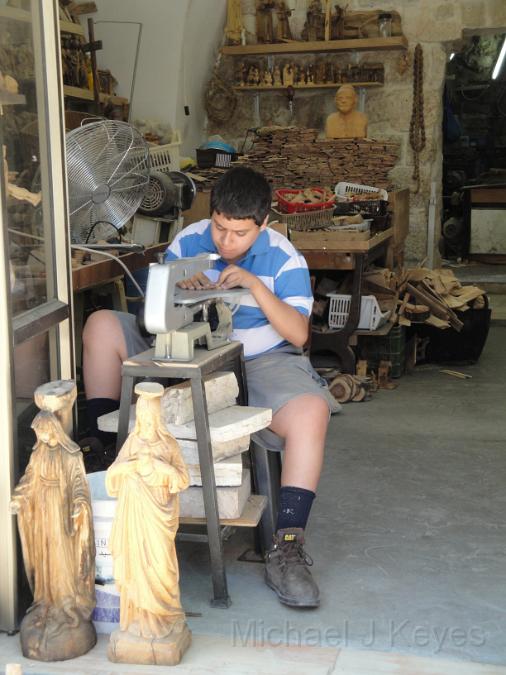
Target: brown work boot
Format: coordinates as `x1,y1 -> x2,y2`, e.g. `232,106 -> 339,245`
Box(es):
265,528 -> 320,608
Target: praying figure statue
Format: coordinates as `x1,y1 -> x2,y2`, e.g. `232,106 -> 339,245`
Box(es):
325,84 -> 368,138
10,406 -> 96,661
106,382 -> 191,666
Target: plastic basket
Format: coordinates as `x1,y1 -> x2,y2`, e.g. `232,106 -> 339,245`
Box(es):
275,188 -> 335,214
335,181 -> 388,202
333,199 -> 388,218
358,324 -> 406,377
270,206 -> 335,231
327,293 -> 390,331
196,148 -> 237,168
148,130 -> 181,172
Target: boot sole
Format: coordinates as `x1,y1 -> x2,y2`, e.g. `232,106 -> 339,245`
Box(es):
265,575 -> 320,608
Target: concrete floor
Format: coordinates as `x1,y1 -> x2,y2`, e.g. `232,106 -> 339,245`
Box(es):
175,325 -> 506,668
2,326 -> 505,673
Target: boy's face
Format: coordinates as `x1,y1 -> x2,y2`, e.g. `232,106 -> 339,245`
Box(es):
211,211 -> 266,263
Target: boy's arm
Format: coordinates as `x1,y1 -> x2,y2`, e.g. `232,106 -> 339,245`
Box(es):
218,265 -> 309,347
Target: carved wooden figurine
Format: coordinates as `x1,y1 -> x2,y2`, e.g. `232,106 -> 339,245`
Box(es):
224,0 -> 244,45
283,63 -> 294,86
256,1 -> 275,43
275,1 -> 292,41
273,64 -> 282,86
106,382 -> 191,666
325,84 -> 368,138
10,380 -> 96,662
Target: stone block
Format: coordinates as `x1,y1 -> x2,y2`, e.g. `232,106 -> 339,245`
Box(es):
486,0 -> 506,25
179,435 -> 250,464
461,0 -> 486,28
179,469 -> 251,519
162,371 -> 239,425
99,405 -> 272,443
187,454 -> 244,487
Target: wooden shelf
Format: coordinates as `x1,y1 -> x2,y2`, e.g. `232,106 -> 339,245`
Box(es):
222,35 -> 408,56
63,84 -> 94,100
0,7 -> 85,36
59,19 -> 85,36
179,495 -> 267,527
0,92 -> 26,106
234,81 -> 382,91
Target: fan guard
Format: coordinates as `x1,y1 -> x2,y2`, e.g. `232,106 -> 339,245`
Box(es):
66,120 -> 150,243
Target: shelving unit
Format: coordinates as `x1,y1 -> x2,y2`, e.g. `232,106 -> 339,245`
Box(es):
222,35 -> 408,56
234,81 -> 382,91
0,5 -> 84,36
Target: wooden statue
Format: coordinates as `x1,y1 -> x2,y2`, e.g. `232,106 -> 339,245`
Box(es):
256,1 -> 275,43
283,63 -> 294,86
331,4 -> 345,39
302,0 -> 325,41
263,67 -> 273,86
106,382 -> 191,666
273,64 -> 282,86
325,84 -> 368,138
224,0 -> 244,45
275,1 -> 292,41
9,381 -> 96,662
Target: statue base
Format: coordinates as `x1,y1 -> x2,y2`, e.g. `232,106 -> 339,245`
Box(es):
20,605 -> 96,661
108,622 -> 192,665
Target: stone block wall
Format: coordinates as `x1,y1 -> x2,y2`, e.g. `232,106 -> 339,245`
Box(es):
208,0 -> 506,261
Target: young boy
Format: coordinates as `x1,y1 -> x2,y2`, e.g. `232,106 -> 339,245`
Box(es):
82,166 -> 338,608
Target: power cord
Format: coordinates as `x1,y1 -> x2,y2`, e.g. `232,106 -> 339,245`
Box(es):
71,245 -> 145,298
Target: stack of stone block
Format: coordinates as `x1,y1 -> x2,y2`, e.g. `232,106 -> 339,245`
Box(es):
98,372 -> 272,519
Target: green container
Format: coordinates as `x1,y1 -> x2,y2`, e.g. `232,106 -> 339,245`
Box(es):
358,325 -> 406,378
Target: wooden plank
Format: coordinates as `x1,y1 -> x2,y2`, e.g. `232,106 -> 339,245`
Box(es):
63,84 -> 94,100
470,187 -> 506,205
290,230 -> 370,249
72,243 -> 167,292
179,494 -> 267,527
301,251 -> 354,269
0,6 -> 31,22
59,19 -> 85,36
222,35 -> 408,56
388,188 -> 410,246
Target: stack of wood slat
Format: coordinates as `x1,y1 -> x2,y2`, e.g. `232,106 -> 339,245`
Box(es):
193,126 -> 399,189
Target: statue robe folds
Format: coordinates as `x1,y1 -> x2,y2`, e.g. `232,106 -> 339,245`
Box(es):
106,434 -> 190,639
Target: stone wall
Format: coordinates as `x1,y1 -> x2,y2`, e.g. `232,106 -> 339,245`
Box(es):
208,0 -> 506,261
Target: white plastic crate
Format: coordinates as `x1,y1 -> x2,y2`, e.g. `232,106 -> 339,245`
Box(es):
148,130 -> 181,172
335,181 -> 388,202
327,293 -> 390,331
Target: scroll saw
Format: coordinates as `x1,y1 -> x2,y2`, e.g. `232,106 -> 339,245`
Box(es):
143,254 -> 245,361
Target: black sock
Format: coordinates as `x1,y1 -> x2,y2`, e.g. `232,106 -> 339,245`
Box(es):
276,486 -> 315,531
86,398 -> 119,447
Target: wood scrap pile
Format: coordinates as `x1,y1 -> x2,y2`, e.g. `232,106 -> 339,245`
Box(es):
193,127 -> 399,190
394,268 -> 486,331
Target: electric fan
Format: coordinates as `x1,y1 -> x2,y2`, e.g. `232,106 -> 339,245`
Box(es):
66,119 -> 150,244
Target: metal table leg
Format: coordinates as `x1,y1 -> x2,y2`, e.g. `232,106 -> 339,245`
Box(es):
116,373 -> 134,452
190,376 -> 231,608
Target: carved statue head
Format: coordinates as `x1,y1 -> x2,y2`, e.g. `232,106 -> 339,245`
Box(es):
31,410 -> 80,454
335,84 -> 358,114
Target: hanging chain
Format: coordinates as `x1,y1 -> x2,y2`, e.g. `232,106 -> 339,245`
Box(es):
409,44 -> 426,192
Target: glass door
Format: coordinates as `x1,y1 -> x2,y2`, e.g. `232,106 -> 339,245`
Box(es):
0,0 -> 73,630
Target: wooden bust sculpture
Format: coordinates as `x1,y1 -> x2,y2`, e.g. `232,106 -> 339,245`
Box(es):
106,382 -> 191,666
10,381 -> 96,662
325,84 -> 368,138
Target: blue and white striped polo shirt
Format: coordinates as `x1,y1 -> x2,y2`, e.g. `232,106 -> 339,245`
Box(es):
164,219 -> 313,359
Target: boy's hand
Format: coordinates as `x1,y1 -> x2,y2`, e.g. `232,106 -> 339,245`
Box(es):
177,272 -> 217,290
218,265 -> 259,291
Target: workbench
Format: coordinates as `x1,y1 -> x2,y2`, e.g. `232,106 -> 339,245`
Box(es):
303,228 -> 394,373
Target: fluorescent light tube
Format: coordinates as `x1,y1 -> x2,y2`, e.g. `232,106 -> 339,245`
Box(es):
449,52 -> 455,61
492,36 -> 506,80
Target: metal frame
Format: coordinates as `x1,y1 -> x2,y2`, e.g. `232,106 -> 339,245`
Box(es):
0,0 -> 73,630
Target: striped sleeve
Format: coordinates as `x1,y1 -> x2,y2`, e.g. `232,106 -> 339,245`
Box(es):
271,237 -> 313,317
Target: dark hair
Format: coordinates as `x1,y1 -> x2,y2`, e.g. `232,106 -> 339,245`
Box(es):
210,166 -> 272,226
